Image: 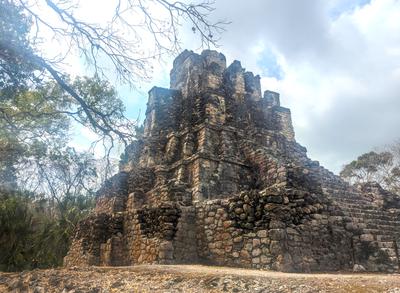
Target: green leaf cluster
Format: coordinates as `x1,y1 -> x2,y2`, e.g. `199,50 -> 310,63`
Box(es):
0,1 -> 124,271
0,189 -> 94,271
340,149 -> 400,195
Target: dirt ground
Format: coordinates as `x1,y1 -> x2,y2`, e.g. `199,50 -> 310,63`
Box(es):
1,264 -> 400,292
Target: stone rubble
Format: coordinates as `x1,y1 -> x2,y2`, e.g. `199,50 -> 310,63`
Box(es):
64,50 -> 400,272
2,265 -> 400,293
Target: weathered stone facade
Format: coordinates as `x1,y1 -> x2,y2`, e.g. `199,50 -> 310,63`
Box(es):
65,50 -> 400,272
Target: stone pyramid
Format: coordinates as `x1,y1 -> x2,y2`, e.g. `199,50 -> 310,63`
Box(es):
65,50 -> 400,272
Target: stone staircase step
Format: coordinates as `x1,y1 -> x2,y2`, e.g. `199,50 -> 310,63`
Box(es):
363,229 -> 399,236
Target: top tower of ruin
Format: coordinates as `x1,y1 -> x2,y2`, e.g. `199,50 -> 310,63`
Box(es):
120,49 -> 295,205
144,50 -> 293,141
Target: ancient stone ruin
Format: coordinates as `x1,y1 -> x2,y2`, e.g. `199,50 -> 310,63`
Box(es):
65,50 -> 400,272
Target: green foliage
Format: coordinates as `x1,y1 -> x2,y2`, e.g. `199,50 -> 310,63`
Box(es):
1,82 -> 70,145
0,190 -> 33,271
0,189 -> 95,271
30,193 -> 95,269
0,73 -> 125,194
340,151 -> 393,182
28,147 -> 98,202
0,0 -> 38,95
340,147 -> 400,195
1,75 -> 127,145
0,0 -> 135,160
0,130 -> 99,272
0,135 -> 21,190
70,76 -> 129,136
0,2 -> 126,272
0,77 -> 102,271
0,0 -> 193,272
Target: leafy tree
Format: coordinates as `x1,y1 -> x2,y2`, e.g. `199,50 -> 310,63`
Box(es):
0,189 -> 34,271
340,145 -> 400,195
30,193 -> 95,268
0,188 -> 95,271
0,0 -> 38,95
0,3 -> 125,270
0,145 -> 98,271
1,75 -> 127,194
1,0 -> 226,148
340,151 -> 392,183
0,136 -> 21,190
0,77 -> 103,270
21,147 -> 97,202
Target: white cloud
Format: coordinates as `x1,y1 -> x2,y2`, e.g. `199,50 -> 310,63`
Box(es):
35,0 -> 400,174
198,0 -> 400,173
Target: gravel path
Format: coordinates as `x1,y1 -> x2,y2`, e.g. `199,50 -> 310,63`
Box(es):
1,264 -> 400,292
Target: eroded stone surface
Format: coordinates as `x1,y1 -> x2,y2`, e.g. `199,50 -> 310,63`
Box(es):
3,265 -> 400,293
64,50 -> 400,272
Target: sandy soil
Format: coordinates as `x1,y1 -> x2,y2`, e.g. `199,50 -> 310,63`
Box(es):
1,264 -> 400,292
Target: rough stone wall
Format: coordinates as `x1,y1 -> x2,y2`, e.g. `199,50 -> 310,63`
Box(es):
65,50 -> 400,272
123,203 -> 181,264
194,186 -> 356,272
64,213 -> 125,266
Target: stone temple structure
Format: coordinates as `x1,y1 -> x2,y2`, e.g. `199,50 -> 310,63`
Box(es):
65,50 -> 400,272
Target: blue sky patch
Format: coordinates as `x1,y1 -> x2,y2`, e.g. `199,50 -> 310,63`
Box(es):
257,48 -> 284,80
329,0 -> 371,19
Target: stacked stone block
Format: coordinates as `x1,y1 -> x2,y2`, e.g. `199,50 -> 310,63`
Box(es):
65,50 -> 400,272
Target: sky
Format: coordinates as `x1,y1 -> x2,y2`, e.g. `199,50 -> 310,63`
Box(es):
201,0 -> 400,174
38,0 -> 400,174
